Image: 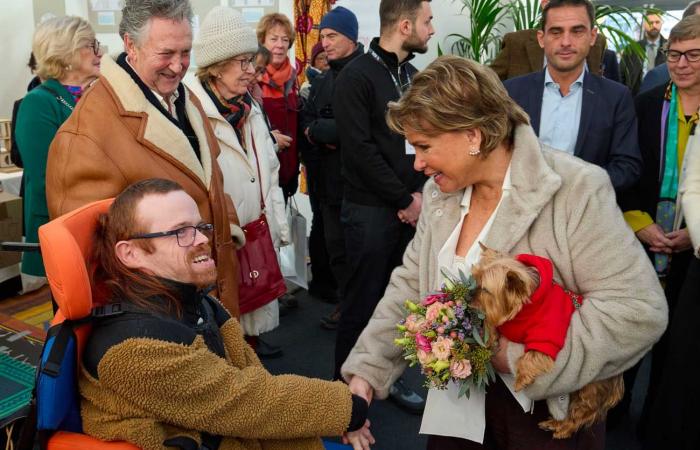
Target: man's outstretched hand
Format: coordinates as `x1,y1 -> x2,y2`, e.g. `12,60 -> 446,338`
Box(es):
343,419 -> 375,450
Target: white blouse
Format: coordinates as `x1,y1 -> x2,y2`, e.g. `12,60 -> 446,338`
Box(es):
419,166 -> 533,443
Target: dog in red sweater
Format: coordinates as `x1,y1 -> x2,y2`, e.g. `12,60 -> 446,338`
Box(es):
471,245 -> 624,439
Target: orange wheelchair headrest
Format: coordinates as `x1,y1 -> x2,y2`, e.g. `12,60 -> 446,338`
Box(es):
38,199 -> 114,321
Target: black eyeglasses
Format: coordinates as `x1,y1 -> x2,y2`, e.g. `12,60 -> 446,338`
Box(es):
87,39 -> 101,56
129,223 -> 214,247
231,55 -> 256,71
665,48 -> 700,63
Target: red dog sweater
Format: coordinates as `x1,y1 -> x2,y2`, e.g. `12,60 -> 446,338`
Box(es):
497,254 -> 583,360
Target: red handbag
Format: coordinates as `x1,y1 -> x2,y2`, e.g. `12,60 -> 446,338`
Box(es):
236,136 -> 287,315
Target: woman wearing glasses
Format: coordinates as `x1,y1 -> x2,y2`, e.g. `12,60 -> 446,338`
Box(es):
620,15 -> 700,440
189,7 -> 288,357
15,16 -> 101,293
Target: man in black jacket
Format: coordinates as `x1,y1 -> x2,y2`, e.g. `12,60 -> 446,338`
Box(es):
332,0 -> 434,413
302,6 -> 364,330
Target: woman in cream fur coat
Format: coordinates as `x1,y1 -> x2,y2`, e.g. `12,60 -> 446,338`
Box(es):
341,56 -> 667,449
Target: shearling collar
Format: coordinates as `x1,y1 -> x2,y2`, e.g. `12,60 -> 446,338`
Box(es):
98,54 -> 213,188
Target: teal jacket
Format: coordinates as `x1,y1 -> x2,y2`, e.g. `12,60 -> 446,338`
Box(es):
15,79 -> 76,276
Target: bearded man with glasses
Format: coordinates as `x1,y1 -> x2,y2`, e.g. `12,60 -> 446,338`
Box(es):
619,13 -> 700,435
80,178 -> 374,450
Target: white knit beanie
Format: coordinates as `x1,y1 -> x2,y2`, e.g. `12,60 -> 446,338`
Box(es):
194,6 -> 259,68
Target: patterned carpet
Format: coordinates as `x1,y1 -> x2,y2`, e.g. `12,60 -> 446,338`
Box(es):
0,286 -> 49,428
0,285 -> 52,331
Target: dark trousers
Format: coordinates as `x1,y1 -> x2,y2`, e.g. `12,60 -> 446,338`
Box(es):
320,202 -> 347,296
644,256 -> 700,450
635,250 -> 693,429
333,201 -> 415,379
426,377 -> 606,450
306,171 -> 337,295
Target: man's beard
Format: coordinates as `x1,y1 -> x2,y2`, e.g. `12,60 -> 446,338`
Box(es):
403,31 -> 429,55
187,244 -> 218,288
646,28 -> 660,40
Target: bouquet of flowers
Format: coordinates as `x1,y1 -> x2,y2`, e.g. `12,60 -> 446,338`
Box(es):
394,270 -> 496,398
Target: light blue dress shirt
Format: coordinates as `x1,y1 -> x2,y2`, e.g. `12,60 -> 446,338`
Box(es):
539,68 -> 585,155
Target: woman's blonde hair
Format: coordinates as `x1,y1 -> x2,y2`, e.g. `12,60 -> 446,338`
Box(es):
256,13 -> 295,48
33,16 -> 95,81
386,56 -> 530,156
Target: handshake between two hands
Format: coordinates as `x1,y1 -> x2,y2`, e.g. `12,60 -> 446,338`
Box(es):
341,338 -> 514,449
343,376 -> 376,450
397,193 -> 423,227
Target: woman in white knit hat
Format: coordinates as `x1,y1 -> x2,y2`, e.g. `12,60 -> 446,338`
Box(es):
189,6 -> 289,357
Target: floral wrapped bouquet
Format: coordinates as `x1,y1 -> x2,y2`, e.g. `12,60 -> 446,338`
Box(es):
394,270 -> 496,398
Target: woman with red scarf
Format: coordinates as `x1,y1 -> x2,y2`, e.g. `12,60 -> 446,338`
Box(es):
256,13 -> 301,200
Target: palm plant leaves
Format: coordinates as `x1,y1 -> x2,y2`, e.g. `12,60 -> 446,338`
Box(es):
448,0 -> 508,63
508,0 -> 541,31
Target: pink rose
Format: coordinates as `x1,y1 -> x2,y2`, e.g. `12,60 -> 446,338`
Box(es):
422,293 -> 448,306
425,303 -> 443,323
415,333 -> 432,353
450,359 -> 472,379
417,349 -> 436,365
431,336 -> 454,361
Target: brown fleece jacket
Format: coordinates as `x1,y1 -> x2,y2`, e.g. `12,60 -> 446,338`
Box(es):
79,318 -> 353,449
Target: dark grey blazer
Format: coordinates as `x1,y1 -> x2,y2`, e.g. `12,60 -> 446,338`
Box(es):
504,69 -> 642,193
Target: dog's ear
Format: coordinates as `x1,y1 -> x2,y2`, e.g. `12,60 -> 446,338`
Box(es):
505,266 -> 539,303
478,243 -> 501,265
506,270 -> 529,299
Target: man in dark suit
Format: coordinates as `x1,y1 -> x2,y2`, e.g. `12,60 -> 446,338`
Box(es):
491,28 -> 606,80
504,0 -> 641,193
620,11 -> 667,95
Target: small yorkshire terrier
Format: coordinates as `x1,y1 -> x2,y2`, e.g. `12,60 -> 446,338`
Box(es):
471,244 -> 624,439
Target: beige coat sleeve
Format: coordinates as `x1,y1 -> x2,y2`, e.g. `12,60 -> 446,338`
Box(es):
681,136 -> 700,257
96,330 -> 353,440
507,168 -> 668,400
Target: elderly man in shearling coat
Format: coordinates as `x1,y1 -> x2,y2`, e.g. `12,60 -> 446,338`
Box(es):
46,0 -> 242,315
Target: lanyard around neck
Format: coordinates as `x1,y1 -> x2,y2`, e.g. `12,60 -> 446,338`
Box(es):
368,48 -> 411,96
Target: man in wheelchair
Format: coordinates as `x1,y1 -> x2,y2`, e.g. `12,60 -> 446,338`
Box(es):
79,179 -> 373,450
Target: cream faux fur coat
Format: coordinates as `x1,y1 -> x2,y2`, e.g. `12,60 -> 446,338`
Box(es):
342,124 -> 667,421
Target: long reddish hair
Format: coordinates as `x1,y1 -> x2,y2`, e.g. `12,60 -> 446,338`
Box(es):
92,179 -> 185,317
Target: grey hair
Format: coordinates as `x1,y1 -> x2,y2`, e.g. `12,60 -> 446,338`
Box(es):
119,0 -> 193,45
